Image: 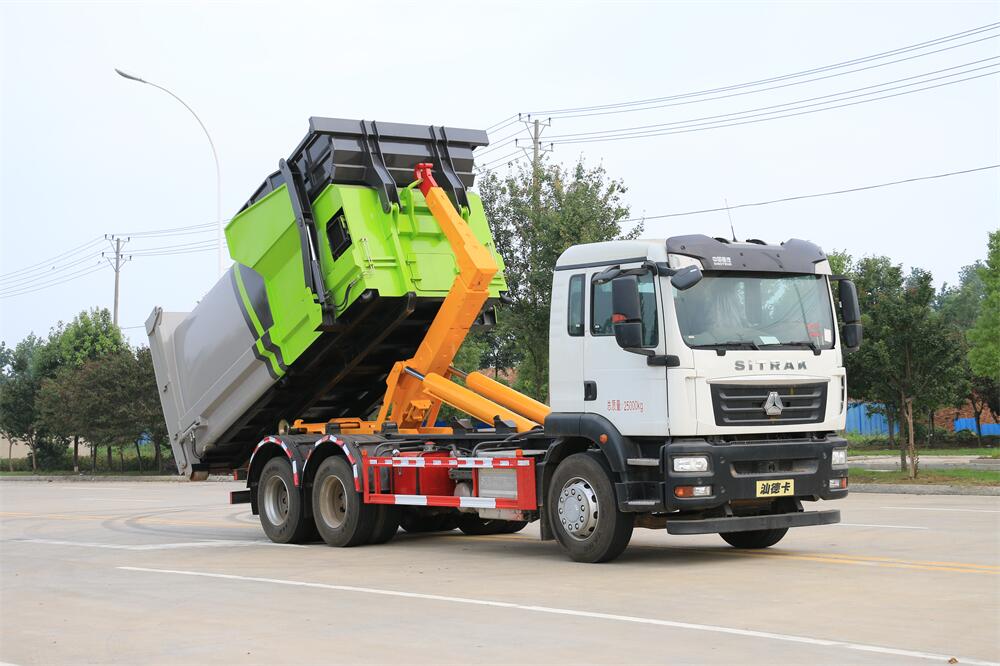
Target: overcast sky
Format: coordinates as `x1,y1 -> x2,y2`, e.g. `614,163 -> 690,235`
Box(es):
1,1 -> 998,347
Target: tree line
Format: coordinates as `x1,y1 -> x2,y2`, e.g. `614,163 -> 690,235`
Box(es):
1,158 -> 996,479
829,230 -> 999,477
0,309 -> 168,473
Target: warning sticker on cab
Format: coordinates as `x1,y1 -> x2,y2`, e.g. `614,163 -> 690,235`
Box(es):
756,479 -> 794,497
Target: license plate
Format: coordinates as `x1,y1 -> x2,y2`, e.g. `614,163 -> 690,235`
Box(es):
756,479 -> 794,497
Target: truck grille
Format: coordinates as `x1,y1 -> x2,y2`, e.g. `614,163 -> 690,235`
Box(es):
711,383 -> 827,426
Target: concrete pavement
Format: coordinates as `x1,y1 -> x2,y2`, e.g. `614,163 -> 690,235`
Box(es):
1,481 -> 998,665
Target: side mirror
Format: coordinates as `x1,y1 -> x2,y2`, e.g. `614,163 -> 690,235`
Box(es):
611,276 -> 646,352
842,322 -> 863,352
837,280 -> 862,352
838,279 -> 861,323
671,265 -> 703,291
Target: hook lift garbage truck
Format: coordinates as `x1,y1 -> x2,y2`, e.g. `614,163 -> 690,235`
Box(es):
147,117 -> 863,562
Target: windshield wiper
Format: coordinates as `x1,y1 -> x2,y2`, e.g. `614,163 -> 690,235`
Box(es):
760,341 -> 822,355
693,341 -> 760,355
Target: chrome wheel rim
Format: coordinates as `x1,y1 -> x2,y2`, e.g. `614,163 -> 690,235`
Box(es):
318,474 -> 348,529
262,473 -> 290,527
557,476 -> 599,540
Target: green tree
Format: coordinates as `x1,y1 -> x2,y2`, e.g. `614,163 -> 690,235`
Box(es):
937,258 -> 995,445
844,258 -> 966,477
58,350 -> 137,471
132,347 -> 170,472
477,158 -> 639,400
968,230 -> 1000,381
33,308 -> 125,470
0,336 -> 45,471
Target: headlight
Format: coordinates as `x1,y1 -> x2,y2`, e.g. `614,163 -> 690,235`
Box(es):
832,449 -> 847,466
673,456 -> 709,472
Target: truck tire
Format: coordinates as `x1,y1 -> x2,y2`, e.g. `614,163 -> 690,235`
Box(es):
368,505 -> 401,544
312,456 -> 376,547
457,515 -> 529,535
258,457 -> 314,544
720,527 -> 788,549
547,453 -> 633,563
500,520 -> 528,534
399,509 -> 456,533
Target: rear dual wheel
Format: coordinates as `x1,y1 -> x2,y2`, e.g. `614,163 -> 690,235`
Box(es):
312,456 -> 401,546
257,457 -> 314,544
399,509 -> 457,533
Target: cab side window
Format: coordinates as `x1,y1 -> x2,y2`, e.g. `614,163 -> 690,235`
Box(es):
592,278 -> 614,336
567,274 -> 585,336
592,270 -> 658,346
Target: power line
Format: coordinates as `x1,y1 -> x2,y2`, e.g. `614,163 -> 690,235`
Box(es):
550,69 -> 1000,145
130,238 -> 220,254
485,114 -> 520,133
548,35 -> 1000,121
0,238 -> 104,282
0,251 -> 104,289
482,153 -> 530,174
625,165 -> 1000,223
1,220 -> 225,285
477,127 -> 533,158
0,263 -> 108,299
548,58 -> 1000,141
527,22 -> 1000,115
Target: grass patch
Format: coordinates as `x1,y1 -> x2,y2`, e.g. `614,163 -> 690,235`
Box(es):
848,447 -> 999,458
848,467 -> 1000,486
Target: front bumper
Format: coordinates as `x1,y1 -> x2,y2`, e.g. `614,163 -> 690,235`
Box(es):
666,508 -> 841,534
661,436 -> 849,512
614,436 -> 849,516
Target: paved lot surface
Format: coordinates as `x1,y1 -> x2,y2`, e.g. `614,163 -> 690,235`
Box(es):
849,455 -> 1000,471
1,481 -> 997,665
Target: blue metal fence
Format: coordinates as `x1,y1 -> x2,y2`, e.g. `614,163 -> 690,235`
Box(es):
954,418 -> 1000,436
845,403 -> 897,435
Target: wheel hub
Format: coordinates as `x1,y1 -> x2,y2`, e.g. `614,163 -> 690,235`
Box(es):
557,477 -> 599,540
262,474 -> 290,527
318,475 -> 347,529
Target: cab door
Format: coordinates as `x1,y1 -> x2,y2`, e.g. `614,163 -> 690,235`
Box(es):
583,265 -> 668,436
548,271 -> 587,412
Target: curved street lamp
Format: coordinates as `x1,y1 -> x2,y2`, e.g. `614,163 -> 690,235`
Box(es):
115,68 -> 224,277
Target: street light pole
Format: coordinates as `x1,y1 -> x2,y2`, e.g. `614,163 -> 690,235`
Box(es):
115,68 -> 224,277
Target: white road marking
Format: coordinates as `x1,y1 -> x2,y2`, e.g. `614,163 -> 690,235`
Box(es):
836,523 -> 929,530
9,538 -> 305,550
879,506 -> 1000,513
120,566 -> 996,666
78,497 -> 161,502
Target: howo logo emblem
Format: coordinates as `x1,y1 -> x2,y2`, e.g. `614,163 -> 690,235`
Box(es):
763,391 -> 785,416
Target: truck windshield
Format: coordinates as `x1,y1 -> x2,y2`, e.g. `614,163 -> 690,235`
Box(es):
673,272 -> 835,350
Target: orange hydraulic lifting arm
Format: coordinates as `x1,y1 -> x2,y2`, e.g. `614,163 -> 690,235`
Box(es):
294,163 -> 551,437
374,163 -> 518,431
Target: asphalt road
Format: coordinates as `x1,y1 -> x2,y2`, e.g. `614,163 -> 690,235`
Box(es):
0,481 -> 997,665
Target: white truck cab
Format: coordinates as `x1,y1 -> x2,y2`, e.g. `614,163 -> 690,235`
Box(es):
542,234 -> 860,552
550,235 -> 856,438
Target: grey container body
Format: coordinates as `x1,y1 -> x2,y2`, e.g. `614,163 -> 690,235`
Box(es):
146,267 -> 277,478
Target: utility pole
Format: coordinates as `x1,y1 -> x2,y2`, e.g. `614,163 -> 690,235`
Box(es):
519,115 -> 552,190
518,115 -> 551,224
103,235 -> 131,326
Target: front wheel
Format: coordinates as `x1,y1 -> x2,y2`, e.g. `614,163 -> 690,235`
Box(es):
720,527 -> 788,549
547,453 -> 633,563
